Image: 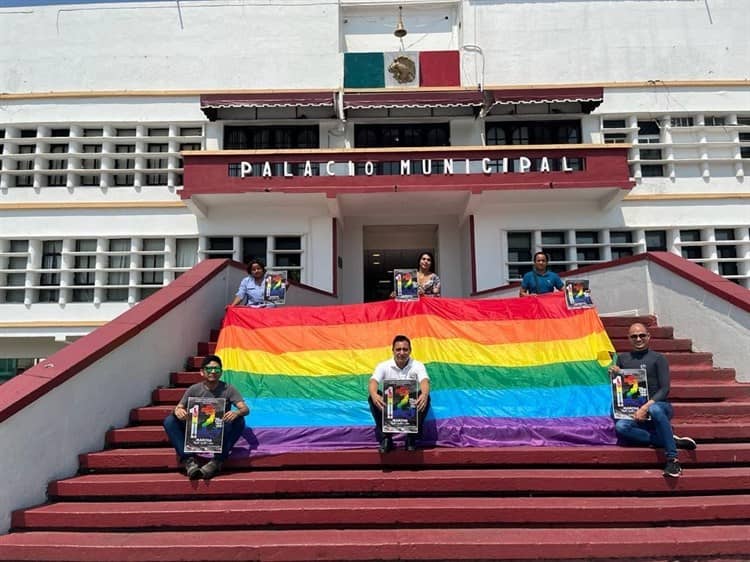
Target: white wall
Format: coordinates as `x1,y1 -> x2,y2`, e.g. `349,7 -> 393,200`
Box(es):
0,265 -> 236,533
3,1 -> 748,94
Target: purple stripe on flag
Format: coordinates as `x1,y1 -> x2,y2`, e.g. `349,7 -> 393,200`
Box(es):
228,416 -> 616,458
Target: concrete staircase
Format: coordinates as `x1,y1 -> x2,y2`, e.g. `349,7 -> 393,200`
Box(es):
2,315 -> 750,561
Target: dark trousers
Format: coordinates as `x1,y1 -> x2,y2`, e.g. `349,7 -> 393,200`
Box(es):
368,391 -> 431,442
163,413 -> 246,461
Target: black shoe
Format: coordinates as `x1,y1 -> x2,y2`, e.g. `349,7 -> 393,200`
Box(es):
378,437 -> 393,453
200,459 -> 223,480
663,458 -> 682,478
182,456 -> 201,479
405,436 -> 417,452
674,435 -> 697,450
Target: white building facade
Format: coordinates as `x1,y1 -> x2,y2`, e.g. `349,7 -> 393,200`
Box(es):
1,0 -> 749,375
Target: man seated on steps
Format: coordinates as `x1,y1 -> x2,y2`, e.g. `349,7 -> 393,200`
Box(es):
368,334 -> 431,453
163,354 -> 249,479
609,322 -> 697,478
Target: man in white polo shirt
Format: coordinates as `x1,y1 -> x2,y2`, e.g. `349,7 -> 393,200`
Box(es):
368,334 -> 431,453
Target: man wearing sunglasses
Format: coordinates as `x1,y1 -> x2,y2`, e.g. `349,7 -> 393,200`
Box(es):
163,354 -> 249,479
609,323 -> 696,477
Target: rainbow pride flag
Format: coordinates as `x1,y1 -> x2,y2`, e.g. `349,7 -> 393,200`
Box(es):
217,296 -> 616,456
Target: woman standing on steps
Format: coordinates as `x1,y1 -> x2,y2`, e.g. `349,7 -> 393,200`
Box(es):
416,251 -> 441,297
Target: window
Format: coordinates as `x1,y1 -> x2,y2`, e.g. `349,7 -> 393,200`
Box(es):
148,127 -> 169,137
638,121 -> 660,137
641,164 -> 665,177
541,231 -> 567,272
242,237 -> 266,264
38,240 -> 62,302
610,231 -> 634,259
225,125 -> 319,150
113,144 -> 135,186
2,240 -> 28,303
50,128 -> 69,137
180,127 -> 202,137
175,238 -> 198,278
639,149 -> 662,161
680,229 -> 703,260
20,129 -> 36,138
115,128 -> 136,137
16,145 -> 35,187
645,230 -> 667,251
704,116 -> 725,127
602,119 -> 627,129
82,128 -> 103,137
176,141 -> 202,184
604,133 -> 627,144
507,232 -> 532,279
576,231 -> 601,262
139,238 -> 165,299
671,117 -> 694,127
737,117 -> 750,126
354,124 -> 449,148
47,143 -> 68,186
271,236 -> 302,282
106,238 -> 130,302
715,229 -> 740,278
145,143 -> 168,185
740,132 -> 750,158
80,144 -> 101,186
72,239 -> 97,302
206,237 -> 234,260
486,121 -> 581,146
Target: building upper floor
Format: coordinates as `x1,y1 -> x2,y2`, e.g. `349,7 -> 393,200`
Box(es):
1,0 -> 748,93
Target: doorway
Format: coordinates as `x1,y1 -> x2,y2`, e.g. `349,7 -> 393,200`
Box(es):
363,225 -> 438,303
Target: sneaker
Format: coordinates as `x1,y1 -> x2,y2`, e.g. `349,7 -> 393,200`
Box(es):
378,437 -> 393,454
405,435 -> 417,452
674,435 -> 697,450
182,456 -> 201,479
663,458 -> 682,478
200,459 -> 223,480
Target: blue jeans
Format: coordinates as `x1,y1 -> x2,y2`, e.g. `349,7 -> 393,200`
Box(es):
614,401 -> 677,459
163,413 -> 246,461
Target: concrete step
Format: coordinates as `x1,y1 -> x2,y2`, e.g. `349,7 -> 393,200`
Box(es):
106,417 -> 750,448
80,443 -> 750,473
611,338 -> 693,352
13,494 -> 750,531
604,325 -> 673,339
599,315 -> 657,327
48,467 -> 750,500
1,525 -> 749,562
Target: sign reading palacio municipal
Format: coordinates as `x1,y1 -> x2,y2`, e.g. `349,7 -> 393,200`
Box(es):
233,156 -> 580,178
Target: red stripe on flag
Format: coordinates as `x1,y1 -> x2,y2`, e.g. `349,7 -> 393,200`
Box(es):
419,50 -> 460,87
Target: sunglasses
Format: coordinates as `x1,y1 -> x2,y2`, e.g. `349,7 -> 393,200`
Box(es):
629,333 -> 649,340
203,366 -> 222,373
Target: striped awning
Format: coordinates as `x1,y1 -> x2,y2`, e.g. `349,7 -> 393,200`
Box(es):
487,87 -> 604,110
343,90 -> 486,110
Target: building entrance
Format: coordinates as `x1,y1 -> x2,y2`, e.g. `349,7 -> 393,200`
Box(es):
362,225 -> 438,303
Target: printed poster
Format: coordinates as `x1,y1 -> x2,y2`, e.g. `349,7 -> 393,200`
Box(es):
382,378 -> 418,434
264,270 -> 287,305
394,269 -> 418,301
610,368 -> 649,420
184,397 -> 226,453
564,279 -> 594,309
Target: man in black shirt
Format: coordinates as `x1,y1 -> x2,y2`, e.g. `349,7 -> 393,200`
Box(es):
609,322 -> 696,477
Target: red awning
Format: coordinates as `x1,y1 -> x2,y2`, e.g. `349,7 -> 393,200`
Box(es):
343,90 -> 486,110
200,92 -> 335,110
488,87 -> 604,107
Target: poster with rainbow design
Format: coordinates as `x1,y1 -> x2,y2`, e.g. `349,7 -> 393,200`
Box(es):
216,295 -> 616,456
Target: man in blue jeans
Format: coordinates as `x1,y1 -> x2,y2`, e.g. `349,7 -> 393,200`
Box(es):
610,322 -> 697,477
163,354 -> 249,479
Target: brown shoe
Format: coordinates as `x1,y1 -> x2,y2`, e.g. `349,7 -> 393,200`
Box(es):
200,459 -> 223,480
181,456 -> 201,479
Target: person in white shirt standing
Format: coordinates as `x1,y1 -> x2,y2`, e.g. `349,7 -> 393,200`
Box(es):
368,335 -> 431,452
